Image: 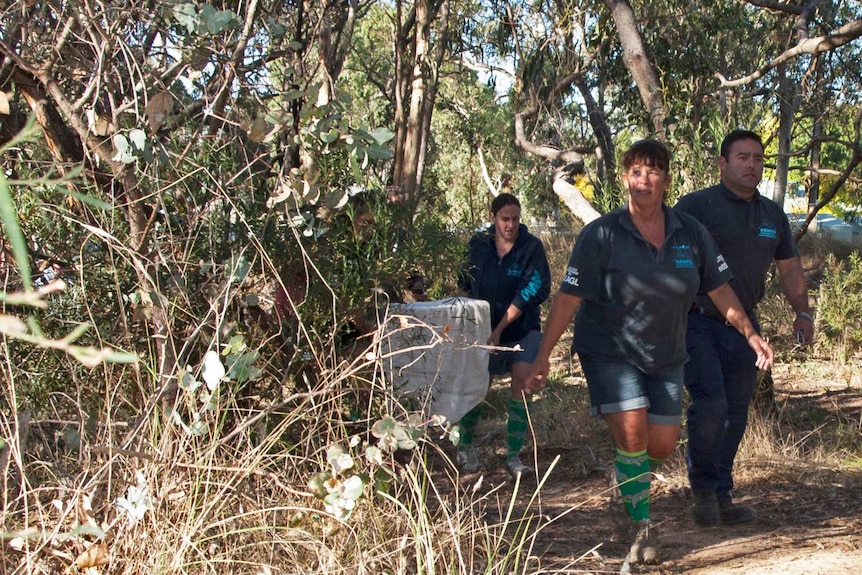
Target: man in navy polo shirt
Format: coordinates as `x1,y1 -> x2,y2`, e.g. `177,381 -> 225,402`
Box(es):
675,130 -> 815,526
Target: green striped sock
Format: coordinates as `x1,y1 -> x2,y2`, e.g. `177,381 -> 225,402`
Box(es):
615,448 -> 651,523
457,403 -> 484,449
648,456 -> 664,472
506,398 -> 531,459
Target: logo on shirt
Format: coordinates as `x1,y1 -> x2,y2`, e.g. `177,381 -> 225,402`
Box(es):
758,221 -> 777,239
507,264 -> 523,278
563,266 -> 579,286
672,244 -> 695,268
716,254 -> 729,273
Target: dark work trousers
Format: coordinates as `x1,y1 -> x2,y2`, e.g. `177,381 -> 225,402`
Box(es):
684,311 -> 758,497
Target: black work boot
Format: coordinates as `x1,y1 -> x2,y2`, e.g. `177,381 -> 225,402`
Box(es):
717,494 -> 754,524
692,491 -> 720,526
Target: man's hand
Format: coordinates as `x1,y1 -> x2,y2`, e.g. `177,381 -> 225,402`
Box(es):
793,312 -> 814,346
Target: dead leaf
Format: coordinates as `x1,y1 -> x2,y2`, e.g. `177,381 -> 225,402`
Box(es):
74,543 -> 109,569
248,117 -> 272,143
145,91 -> 173,132
86,108 -> 114,136
0,92 -> 9,115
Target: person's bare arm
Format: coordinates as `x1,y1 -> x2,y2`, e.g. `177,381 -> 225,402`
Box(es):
708,283 -> 774,370
526,292 -> 582,391
776,256 -> 814,345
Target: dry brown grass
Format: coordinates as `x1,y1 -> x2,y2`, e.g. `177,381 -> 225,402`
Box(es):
4,229 -> 862,575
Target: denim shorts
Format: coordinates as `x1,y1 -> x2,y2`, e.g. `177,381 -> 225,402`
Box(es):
578,355 -> 684,425
488,330 -> 542,376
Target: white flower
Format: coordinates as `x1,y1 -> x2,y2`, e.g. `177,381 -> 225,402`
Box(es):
201,351 -> 225,391
115,471 -> 151,524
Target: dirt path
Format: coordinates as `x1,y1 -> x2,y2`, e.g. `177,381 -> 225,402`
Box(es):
457,449 -> 862,574
452,360 -> 862,574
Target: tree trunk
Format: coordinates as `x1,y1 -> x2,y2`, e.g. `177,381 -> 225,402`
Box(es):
808,116 -> 822,216
774,62 -> 796,209
576,76 -> 616,193
603,0 -> 669,138
393,0 -> 431,205
414,0 -> 449,217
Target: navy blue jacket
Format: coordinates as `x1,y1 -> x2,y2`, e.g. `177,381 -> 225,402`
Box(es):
458,224 -> 551,344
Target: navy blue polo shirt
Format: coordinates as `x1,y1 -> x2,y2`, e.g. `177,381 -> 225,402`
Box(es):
560,205 -> 731,373
674,183 -> 798,314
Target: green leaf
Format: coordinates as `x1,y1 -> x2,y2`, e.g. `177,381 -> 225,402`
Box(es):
62,429 -> 81,451
224,334 -> 246,355
369,127 -> 395,144
267,18 -> 286,39
225,254 -> 249,283
180,371 -> 202,392
56,188 -> 112,211
371,416 -> 396,438
320,128 -> 340,144
63,323 -> 90,344
0,174 -> 33,290
202,4 -> 239,34
172,3 -> 200,35
102,351 -> 138,364
26,317 -> 42,337
226,349 -> 261,383
366,144 -> 393,160
347,152 -> 363,183
189,420 -> 208,436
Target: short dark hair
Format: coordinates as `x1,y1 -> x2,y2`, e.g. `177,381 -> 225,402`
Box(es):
620,139 -> 670,172
720,130 -> 764,159
491,192 -> 520,215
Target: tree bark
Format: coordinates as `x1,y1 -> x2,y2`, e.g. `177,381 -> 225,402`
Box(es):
393,0 -> 430,205
774,62 -> 795,209
603,0 -> 669,138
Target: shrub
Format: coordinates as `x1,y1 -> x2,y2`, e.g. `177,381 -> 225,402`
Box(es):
817,251 -> 862,363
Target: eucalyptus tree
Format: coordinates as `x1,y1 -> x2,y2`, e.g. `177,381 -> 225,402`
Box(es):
458,0 -> 862,225
712,0 -> 862,221
0,0 -> 395,408
460,0 -> 610,224
460,0 -> 709,223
